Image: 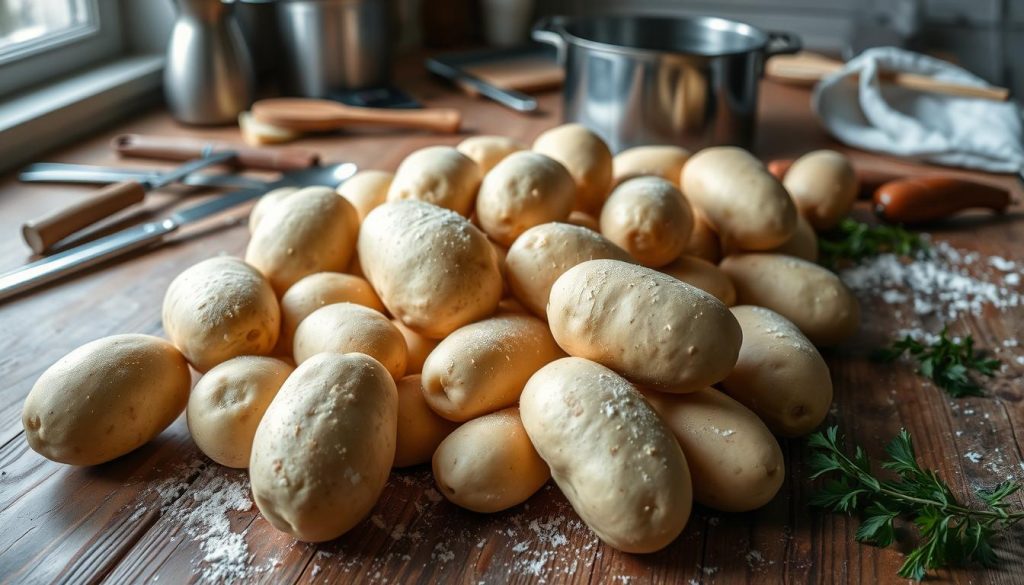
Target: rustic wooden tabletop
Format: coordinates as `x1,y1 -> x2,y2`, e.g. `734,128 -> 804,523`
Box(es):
0,64 -> 1022,584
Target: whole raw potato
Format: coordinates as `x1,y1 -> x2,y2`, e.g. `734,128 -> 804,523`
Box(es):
277,272 -> 385,354
433,407 -> 550,513
566,210 -> 600,232
475,151 -> 575,246
386,146 -> 482,216
250,352 -> 397,542
768,213 -> 818,262
392,319 -> 438,375
162,256 -> 280,372
505,222 -> 631,318
421,314 -> 564,421
720,253 -> 860,346
245,186 -> 360,295
292,303 -> 407,379
721,306 -> 833,437
338,170 -> 393,222
358,201 -> 503,339
599,176 -> 693,267
456,135 -> 525,174
684,210 -> 722,263
394,375 -> 457,467
23,334 -> 190,466
249,186 -> 298,233
547,259 -> 741,392
681,147 -> 796,250
187,356 -> 294,468
659,255 -> 736,306
520,357 -> 692,553
612,145 -> 690,187
646,387 -> 785,512
532,123 -> 613,214
783,149 -> 857,230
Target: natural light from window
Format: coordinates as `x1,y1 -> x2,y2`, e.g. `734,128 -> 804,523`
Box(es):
0,0 -> 94,56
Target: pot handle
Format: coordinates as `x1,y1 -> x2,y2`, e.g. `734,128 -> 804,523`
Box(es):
532,16 -> 568,64
765,31 -> 802,57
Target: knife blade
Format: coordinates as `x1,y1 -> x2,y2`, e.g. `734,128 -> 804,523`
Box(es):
425,58 -> 538,112
20,162 -> 267,189
0,162 -> 358,303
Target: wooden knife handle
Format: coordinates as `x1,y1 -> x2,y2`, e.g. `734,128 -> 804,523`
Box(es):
251,98 -> 462,134
111,134 -> 320,171
767,158 -> 903,200
22,181 -> 147,254
873,177 -> 1010,224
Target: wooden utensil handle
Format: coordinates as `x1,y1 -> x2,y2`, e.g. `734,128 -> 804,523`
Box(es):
338,107 -> 462,134
22,181 -> 147,254
111,134 -> 320,171
251,99 -> 463,134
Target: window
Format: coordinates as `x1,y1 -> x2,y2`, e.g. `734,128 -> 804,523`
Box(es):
0,0 -> 98,61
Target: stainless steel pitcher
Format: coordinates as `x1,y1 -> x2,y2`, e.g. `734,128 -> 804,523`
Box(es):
164,0 -> 255,125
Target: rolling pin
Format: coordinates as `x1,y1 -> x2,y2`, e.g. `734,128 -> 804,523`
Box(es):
251,98 -> 462,134
112,134 -> 319,171
873,177 -> 1011,224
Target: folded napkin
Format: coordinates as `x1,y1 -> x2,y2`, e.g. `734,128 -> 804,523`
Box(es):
812,47 -> 1024,173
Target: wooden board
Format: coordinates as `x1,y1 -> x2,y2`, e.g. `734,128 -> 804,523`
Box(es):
0,62 -> 1022,584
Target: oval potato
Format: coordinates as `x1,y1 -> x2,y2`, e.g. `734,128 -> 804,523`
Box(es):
566,210 -> 600,232
277,272 -> 385,354
249,186 -> 298,233
684,210 -> 722,263
395,374 -> 457,467
456,135 -> 525,174
659,255 -> 736,306
475,151 -> 575,246
612,145 -> 690,188
599,176 -> 693,267
338,170 -> 393,222
783,149 -> 857,230
392,319 -> 438,375
386,146 -> 481,216
532,123 -> 613,214
293,303 -> 407,379
767,213 -> 818,262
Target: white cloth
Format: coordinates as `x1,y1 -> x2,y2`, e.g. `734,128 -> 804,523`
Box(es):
812,47 -> 1024,173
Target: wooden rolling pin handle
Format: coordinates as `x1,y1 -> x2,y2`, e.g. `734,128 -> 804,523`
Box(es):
873,177 -> 1010,224
111,134 -> 319,171
348,108 -> 462,134
22,181 -> 147,254
251,99 -> 463,134
767,158 -> 903,200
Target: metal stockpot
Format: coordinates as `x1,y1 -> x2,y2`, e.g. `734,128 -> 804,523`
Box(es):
533,15 -> 801,152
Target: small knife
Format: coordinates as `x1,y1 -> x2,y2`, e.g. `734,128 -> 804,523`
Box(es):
20,162 -> 267,189
425,58 -> 538,113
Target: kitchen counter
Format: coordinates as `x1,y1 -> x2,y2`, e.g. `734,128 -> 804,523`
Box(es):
0,65 -> 1022,584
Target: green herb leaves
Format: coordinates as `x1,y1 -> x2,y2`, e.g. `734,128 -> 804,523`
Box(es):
874,328 -> 1001,397
808,427 -> 1024,580
818,218 -> 928,269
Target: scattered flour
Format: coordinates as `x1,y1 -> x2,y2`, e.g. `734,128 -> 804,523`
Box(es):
965,451 -> 984,464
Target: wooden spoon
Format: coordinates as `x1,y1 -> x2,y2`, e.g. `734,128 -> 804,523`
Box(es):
251,98 -> 462,134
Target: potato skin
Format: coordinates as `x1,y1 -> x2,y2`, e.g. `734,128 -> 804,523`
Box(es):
278,272 -> 385,354
612,145 -> 690,188
783,149 -> 857,230
162,256 -> 280,372
187,356 -> 294,468
684,210 -> 722,263
721,306 -> 833,437
520,357 -> 692,553
768,213 -> 818,262
358,201 -> 503,339
421,314 -> 564,421
599,177 -> 693,268
566,210 -> 600,232
249,187 -> 298,233
386,146 -> 482,216
457,135 -> 525,174
432,407 -> 549,512
249,352 -> 397,542
338,170 -> 393,222
475,151 -> 575,246
245,186 -> 360,295
23,334 -> 191,466
394,375 -> 457,467
547,259 -> 741,392
646,387 -> 785,512
532,123 -> 613,214
293,303 -> 407,380
720,253 -> 860,346
659,255 -> 736,306
392,319 -> 438,375
681,147 -> 796,250
505,222 -> 631,318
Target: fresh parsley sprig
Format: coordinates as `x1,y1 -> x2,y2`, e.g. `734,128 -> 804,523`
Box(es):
873,328 -> 1001,397
818,218 -> 928,269
808,426 -> 1024,580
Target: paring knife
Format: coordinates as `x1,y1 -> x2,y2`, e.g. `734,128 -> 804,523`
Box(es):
425,57 -> 538,112
19,162 -> 266,189
0,162 -> 358,303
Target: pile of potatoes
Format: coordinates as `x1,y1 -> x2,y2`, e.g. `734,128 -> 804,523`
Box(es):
21,125 -> 862,553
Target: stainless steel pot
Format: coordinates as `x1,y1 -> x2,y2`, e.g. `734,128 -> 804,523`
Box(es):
533,15 -> 801,152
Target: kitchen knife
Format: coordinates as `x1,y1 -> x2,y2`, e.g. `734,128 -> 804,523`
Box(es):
425,57 -> 538,112
0,162 -> 357,303
22,151 -> 238,255
20,162 -> 267,189
112,134 -> 321,171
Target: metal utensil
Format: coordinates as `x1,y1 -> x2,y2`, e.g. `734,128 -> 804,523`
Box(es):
20,163 -> 266,189
425,57 -> 538,112
22,151 -> 237,255
0,163 -> 358,303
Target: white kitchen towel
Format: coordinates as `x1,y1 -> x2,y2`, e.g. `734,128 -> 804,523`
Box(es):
812,47 -> 1024,173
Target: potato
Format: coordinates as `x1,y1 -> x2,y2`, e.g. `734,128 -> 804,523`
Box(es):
394,374 -> 457,467
681,147 -> 796,250
721,306 -> 833,437
684,210 -> 721,263
783,149 -> 857,230
548,259 -> 741,392
599,177 -> 693,267
768,213 -> 818,262
659,255 -> 736,306
338,170 -> 393,222
422,314 -> 564,421
520,357 -> 691,553
456,135 -> 525,174
392,319 -> 438,375
358,201 -> 502,339
566,210 -> 600,232
250,353 -> 397,542
23,334 -> 190,466
612,145 -> 690,187
646,387 -> 785,512
505,222 -> 631,318
277,272 -> 385,354
720,253 -> 859,346
386,146 -> 482,216
249,186 -> 298,233
163,256 -> 280,372
187,356 -> 294,468
245,186 -> 360,295
432,407 -> 549,512
532,123 -> 613,214
475,151 -> 575,246
293,303 -> 407,379
497,296 -> 529,314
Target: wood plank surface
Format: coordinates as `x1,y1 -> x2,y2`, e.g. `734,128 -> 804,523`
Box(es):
0,62 -> 1022,585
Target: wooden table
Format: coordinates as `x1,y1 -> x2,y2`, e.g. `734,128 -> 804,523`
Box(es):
0,66 -> 1022,585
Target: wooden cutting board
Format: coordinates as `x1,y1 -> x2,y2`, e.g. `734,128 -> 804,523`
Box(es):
456,55 -> 564,97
